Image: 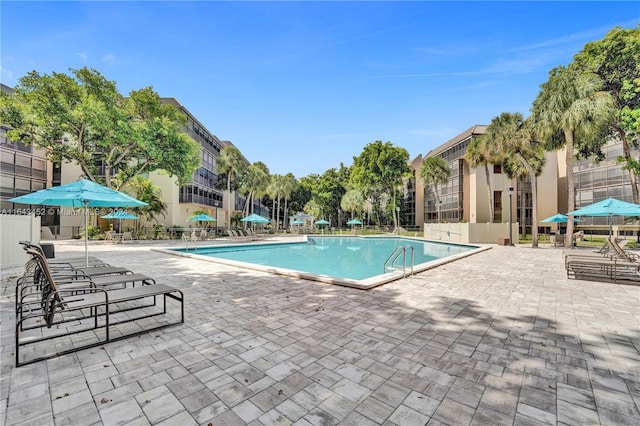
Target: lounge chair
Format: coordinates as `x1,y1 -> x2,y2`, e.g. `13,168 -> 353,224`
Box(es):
563,237 -> 632,268
566,255 -> 640,284
15,249 -> 184,366
19,241 -> 106,267
609,238 -> 638,263
17,249 -> 157,314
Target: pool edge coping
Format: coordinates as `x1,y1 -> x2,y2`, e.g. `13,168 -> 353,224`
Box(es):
152,237 -> 491,290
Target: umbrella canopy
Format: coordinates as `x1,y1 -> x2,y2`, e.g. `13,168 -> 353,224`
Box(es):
568,197 -> 640,235
102,210 -> 139,220
101,210 -> 139,235
346,219 -> 363,225
315,219 -> 330,225
10,178 -> 147,266
292,219 -> 305,225
188,213 -> 216,222
540,214 -> 579,223
568,197 -> 640,217
9,178 -> 147,208
241,213 -> 270,223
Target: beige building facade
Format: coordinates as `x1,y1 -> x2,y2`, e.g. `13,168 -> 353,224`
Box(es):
408,125 -> 566,242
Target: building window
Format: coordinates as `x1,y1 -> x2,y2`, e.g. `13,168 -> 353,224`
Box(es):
493,191 -> 502,222
493,164 -> 502,174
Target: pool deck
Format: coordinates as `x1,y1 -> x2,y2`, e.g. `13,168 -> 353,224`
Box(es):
1,237 -> 639,425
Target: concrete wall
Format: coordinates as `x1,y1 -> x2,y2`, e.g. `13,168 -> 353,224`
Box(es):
1,215 -> 40,268
424,222 -> 519,244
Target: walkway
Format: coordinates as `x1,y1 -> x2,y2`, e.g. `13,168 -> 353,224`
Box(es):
1,239 -> 639,425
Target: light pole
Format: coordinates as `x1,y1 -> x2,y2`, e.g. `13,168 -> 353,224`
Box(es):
396,206 -> 400,232
338,209 -> 341,233
508,187 -> 514,246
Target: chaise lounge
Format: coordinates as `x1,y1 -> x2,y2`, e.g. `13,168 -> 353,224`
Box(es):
15,249 -> 184,366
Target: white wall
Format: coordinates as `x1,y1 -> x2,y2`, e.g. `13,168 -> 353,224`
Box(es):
1,215 -> 41,268
424,222 -> 519,244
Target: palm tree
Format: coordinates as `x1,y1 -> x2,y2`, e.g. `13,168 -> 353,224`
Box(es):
482,113 -> 547,247
340,189 -> 365,220
281,173 -> 298,231
266,174 -> 282,226
216,145 -> 246,231
465,137 -> 496,222
419,157 -> 451,223
125,176 -> 167,234
239,161 -> 269,220
533,66 -> 615,248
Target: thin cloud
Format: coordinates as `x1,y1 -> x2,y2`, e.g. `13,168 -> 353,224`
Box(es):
258,24 -> 413,66
102,53 -> 116,66
412,45 -> 476,57
76,52 -> 88,63
509,19 -> 639,53
371,70 -> 489,79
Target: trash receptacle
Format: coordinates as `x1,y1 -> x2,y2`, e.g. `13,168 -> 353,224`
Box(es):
497,238 -> 510,246
40,243 -> 55,258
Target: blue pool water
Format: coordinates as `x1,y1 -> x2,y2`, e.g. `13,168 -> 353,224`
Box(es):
170,236 -> 477,282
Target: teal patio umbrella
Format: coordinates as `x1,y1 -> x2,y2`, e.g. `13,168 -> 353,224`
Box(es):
541,214 -> 572,223
292,219 -> 305,225
102,209 -> 139,233
188,213 -> 216,222
568,197 -> 640,235
241,213 -> 270,223
346,219 -> 362,225
315,218 -> 329,234
10,178 -> 147,266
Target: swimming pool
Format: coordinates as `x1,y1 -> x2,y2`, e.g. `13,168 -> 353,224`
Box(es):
157,236 -> 488,289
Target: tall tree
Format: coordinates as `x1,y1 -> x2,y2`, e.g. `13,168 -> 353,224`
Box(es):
419,156 -> 451,223
239,161 -> 269,219
216,145 -> 247,230
465,136 -> 496,222
313,167 -> 349,227
572,25 -> 640,203
266,174 -> 283,227
350,141 -> 410,227
340,189 -> 365,220
125,176 -> 167,232
0,67 -> 200,189
483,113 -> 546,247
532,66 -> 615,248
281,173 -> 298,230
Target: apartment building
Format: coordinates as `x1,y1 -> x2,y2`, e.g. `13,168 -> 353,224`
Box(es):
0,84 -> 53,224
407,125 -> 561,234
1,87 -> 266,236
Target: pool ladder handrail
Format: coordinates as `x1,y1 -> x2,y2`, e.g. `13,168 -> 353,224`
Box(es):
384,245 -> 415,278
181,233 -> 197,251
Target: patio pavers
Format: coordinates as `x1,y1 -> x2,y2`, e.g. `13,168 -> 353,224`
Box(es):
1,239 -> 639,425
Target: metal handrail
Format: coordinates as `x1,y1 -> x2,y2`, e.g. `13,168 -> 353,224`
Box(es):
384,245 -> 415,278
182,234 -> 197,251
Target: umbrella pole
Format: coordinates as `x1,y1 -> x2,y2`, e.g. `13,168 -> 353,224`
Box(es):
84,200 -> 89,267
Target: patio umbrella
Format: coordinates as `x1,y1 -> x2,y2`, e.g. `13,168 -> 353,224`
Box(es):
188,213 -> 216,222
9,178 -> 147,266
240,213 -> 270,223
292,219 -> 305,225
568,197 -> 640,235
315,219 -> 330,234
540,213 -> 572,223
101,209 -> 139,233
346,219 -> 362,225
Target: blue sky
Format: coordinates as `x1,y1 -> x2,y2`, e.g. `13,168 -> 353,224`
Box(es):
2,1 -> 638,178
